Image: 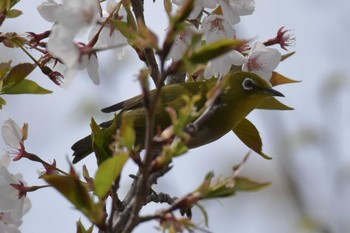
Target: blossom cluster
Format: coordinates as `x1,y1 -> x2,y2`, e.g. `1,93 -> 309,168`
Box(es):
169,0 -> 292,82
0,119 -> 31,233
36,0 -> 128,85
34,0 -> 293,86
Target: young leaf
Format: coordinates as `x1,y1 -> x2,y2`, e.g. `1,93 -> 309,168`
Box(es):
188,39 -> 244,64
43,172 -> 105,227
0,96 -> 6,109
232,118 -> 271,160
257,97 -> 294,110
76,220 -> 94,233
163,0 -> 173,16
2,79 -> 52,94
43,174 -> 93,212
119,113 -> 136,150
194,203 -> 209,227
6,9 -> 22,18
270,71 -> 300,86
2,63 -> 35,89
234,177 -> 270,192
0,61 -> 12,79
94,152 -> 128,199
281,51 -> 296,61
90,116 -> 118,164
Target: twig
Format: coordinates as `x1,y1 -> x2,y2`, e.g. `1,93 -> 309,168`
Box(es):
146,192 -> 178,205
185,78 -> 226,136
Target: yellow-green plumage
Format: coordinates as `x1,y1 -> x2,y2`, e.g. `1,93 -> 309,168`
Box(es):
72,72 -> 283,163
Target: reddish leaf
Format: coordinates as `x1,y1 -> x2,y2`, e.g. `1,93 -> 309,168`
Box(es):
270,71 -> 300,86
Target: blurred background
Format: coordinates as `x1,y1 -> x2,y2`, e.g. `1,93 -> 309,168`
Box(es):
1,0 -> 350,232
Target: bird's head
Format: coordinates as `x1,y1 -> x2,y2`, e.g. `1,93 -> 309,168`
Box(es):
221,72 -> 284,121
226,71 -> 284,99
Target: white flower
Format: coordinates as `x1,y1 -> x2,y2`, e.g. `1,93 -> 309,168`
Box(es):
57,0 -> 99,32
79,53 -> 100,85
39,0 -> 101,85
219,0 -> 255,25
47,24 -> 78,69
37,0 -> 61,22
204,50 -> 246,78
168,24 -> 199,61
89,1 -> 128,60
242,42 -> 281,81
173,0 -> 217,20
1,120 -> 22,152
202,14 -> 235,43
0,154 -> 31,233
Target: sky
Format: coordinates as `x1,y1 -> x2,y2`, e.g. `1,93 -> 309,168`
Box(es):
1,0 -> 350,233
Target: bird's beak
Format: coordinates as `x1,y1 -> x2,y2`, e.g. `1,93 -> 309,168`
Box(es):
256,86 -> 285,97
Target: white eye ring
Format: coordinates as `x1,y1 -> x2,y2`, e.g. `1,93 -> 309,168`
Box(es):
242,78 -> 255,91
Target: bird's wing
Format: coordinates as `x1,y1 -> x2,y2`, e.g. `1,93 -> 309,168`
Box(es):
101,82 -> 201,113
101,94 -> 145,113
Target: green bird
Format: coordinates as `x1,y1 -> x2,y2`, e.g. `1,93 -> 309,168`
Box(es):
71,72 -> 284,163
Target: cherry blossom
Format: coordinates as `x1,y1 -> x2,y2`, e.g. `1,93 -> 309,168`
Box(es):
202,14 -> 235,43
89,0 -> 128,60
38,0 -> 101,85
168,24 -> 199,61
218,0 -> 255,25
36,0 -> 61,23
204,50 -> 246,78
0,154 -> 31,233
172,0 -> 217,20
1,120 -> 23,153
202,14 -> 245,78
242,42 -> 281,81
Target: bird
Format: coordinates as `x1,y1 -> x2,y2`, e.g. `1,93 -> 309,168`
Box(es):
71,72 -> 284,163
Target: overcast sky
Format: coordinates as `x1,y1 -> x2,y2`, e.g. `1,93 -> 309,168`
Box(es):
1,0 -> 350,233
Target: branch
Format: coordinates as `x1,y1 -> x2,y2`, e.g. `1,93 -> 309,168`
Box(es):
146,192 -> 178,205
185,78 -> 226,136
108,166 -> 172,233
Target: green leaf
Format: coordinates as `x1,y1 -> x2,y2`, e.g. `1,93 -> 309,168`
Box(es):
0,96 -> 6,109
6,9 -> 22,18
194,203 -> 209,227
43,172 -> 105,227
43,173 -> 93,212
112,20 -> 131,40
270,71 -> 300,86
0,0 -> 9,10
233,118 -> 271,160
188,39 -> 245,64
2,79 -> 52,94
163,0 -> 173,16
234,177 -> 270,192
0,61 -> 12,79
91,116 -> 118,164
171,0 -> 194,25
119,113 -> 136,150
76,220 -> 94,233
197,174 -> 270,199
94,152 -> 128,199
257,97 -> 294,110
2,63 -> 35,90
9,0 -> 20,8
281,51 -> 296,61
124,5 -> 137,30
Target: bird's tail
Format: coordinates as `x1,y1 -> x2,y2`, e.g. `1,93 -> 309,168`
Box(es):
71,135 -> 93,164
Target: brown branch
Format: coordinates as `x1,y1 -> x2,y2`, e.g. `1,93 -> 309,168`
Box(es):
146,192 -> 178,205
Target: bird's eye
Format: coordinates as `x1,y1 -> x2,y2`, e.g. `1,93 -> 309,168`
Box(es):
242,78 -> 255,91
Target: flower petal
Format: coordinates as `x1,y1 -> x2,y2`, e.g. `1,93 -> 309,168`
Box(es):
1,119 -> 22,150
